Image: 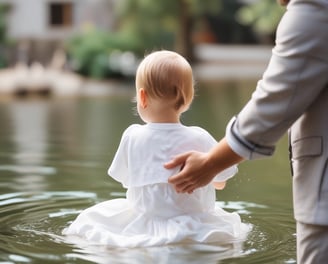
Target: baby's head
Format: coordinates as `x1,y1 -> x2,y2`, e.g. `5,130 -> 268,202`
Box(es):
136,50 -> 194,113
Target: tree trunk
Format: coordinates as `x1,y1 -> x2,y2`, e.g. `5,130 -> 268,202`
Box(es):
176,0 -> 194,62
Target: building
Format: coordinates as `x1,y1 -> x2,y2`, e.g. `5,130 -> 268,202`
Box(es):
0,0 -> 117,65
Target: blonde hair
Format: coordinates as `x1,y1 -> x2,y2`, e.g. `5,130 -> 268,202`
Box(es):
136,50 -> 194,111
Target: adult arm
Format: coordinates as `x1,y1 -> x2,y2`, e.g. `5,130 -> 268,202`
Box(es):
167,1 -> 328,193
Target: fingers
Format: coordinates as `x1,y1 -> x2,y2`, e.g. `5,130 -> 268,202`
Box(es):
168,170 -> 185,185
165,151 -> 198,193
164,152 -> 192,169
169,169 -> 197,193
175,181 -> 195,193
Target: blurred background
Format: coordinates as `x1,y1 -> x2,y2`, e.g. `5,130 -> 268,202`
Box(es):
0,0 -> 285,90
0,1 -> 296,264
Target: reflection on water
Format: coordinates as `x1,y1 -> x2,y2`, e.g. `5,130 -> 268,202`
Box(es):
0,81 -> 296,263
7,101 -> 52,192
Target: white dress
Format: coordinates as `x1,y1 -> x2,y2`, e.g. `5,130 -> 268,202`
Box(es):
63,123 -> 250,247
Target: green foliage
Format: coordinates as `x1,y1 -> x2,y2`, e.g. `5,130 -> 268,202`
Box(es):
67,0 -> 283,79
67,0 -> 191,78
67,29 -> 141,79
115,0 -> 260,56
115,0 -> 226,60
237,0 -> 285,36
0,4 -> 8,43
116,0 -> 178,52
188,0 -> 222,15
0,4 -> 10,68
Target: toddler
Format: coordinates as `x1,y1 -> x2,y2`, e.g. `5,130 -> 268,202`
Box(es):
63,50 -> 249,247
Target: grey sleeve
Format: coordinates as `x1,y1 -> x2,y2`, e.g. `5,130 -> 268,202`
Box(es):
226,3 -> 328,160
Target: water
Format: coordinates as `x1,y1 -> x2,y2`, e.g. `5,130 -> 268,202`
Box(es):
0,81 -> 296,263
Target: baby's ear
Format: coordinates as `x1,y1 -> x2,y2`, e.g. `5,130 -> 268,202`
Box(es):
139,88 -> 148,108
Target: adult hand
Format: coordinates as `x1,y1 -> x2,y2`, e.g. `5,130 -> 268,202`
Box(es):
165,138 -> 244,193
165,151 -> 217,193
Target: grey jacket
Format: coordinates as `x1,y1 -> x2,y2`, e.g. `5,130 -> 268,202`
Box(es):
226,0 -> 328,225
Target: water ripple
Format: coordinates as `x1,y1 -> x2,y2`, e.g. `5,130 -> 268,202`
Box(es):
240,206 -> 296,264
0,192 -> 296,263
0,165 -> 56,175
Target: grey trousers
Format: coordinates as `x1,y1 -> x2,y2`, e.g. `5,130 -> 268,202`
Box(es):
297,221 -> 328,264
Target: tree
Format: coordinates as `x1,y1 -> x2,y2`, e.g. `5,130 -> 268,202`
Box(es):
116,0 -> 222,61
237,0 -> 285,43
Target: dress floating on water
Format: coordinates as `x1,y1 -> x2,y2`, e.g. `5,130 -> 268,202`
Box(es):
63,183 -> 250,247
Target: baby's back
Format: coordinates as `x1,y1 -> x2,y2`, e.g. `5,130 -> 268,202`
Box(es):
126,183 -> 216,218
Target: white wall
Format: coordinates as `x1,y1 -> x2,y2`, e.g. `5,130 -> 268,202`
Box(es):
0,0 -> 116,40
1,0 -> 48,39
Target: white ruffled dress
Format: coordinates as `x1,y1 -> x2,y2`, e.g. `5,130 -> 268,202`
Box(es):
63,123 -> 250,247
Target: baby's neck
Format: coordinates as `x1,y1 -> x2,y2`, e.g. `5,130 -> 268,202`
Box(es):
146,114 -> 180,123
145,106 -> 181,123
142,98 -> 186,123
